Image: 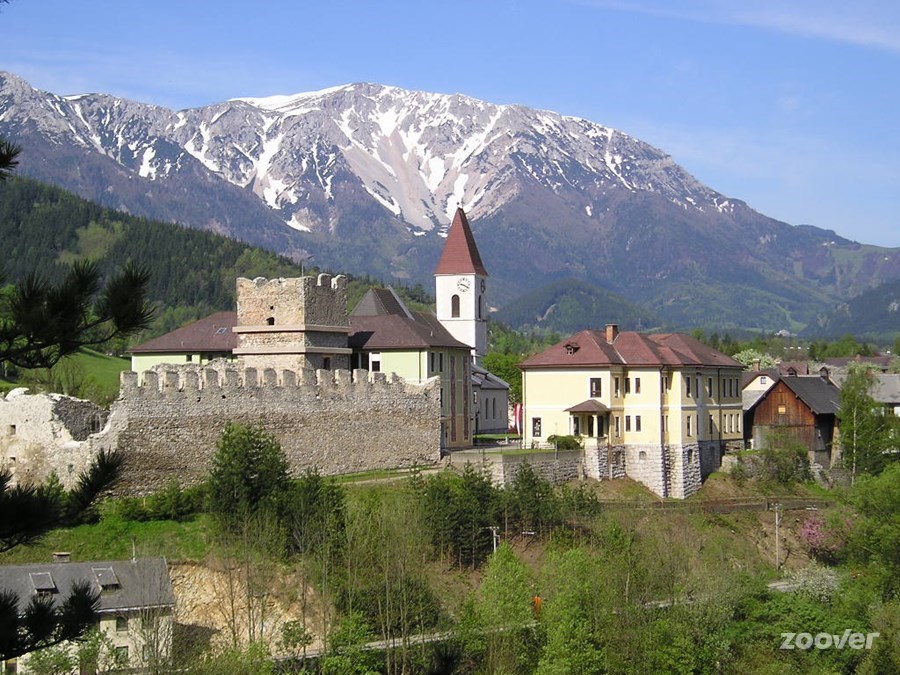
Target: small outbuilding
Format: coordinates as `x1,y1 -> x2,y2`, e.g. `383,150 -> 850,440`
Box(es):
745,375 -> 841,467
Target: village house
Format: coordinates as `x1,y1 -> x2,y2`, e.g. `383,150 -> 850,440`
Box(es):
744,374 -> 841,468
0,556 -> 175,673
519,325 -> 744,498
128,311 -> 238,376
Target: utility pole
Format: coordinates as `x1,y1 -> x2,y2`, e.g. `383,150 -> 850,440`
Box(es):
487,526 -> 500,553
774,503 -> 782,573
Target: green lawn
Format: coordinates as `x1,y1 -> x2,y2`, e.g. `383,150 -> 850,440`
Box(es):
0,513 -> 212,565
2,348 -> 130,405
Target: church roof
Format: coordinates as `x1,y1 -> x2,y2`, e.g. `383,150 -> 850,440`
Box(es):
350,287 -> 414,319
349,288 -> 469,350
433,208 -> 489,277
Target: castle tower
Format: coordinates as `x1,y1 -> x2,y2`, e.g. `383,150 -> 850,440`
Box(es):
434,208 -> 488,362
232,274 -> 352,372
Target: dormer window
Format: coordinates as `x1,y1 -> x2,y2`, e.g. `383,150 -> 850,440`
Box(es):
30,572 -> 57,598
93,566 -> 120,591
564,343 -> 579,355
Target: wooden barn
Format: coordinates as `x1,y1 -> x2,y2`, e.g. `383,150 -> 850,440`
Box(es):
745,375 -> 841,467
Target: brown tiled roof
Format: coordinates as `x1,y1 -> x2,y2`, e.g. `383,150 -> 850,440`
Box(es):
349,312 -> 469,350
519,330 -> 625,368
520,329 -> 742,369
742,367 -> 780,388
351,287 -> 413,319
128,312 -> 237,354
433,208 -> 488,276
349,288 -> 469,350
824,355 -> 893,371
565,399 -> 609,413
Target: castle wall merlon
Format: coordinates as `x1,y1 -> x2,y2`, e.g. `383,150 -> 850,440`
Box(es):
121,366 -> 435,399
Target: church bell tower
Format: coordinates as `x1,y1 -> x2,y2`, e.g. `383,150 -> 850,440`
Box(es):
434,208 -> 488,362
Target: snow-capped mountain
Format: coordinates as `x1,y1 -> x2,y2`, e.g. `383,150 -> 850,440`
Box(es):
2,71 -> 900,330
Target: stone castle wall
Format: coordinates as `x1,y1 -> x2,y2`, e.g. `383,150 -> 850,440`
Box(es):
1,366 -> 441,495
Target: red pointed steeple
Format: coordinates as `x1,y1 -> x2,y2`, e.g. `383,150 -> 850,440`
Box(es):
433,208 -> 489,276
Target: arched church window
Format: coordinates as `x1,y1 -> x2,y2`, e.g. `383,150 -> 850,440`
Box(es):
451,294 -> 460,318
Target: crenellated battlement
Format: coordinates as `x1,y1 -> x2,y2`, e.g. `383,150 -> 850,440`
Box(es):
120,366 -> 413,397
234,275 -> 348,328
234,275 -> 351,374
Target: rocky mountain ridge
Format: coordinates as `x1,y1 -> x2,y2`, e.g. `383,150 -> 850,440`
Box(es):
3,71 -> 899,331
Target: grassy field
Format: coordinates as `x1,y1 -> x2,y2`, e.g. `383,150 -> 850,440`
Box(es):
0,512 -> 212,565
0,348 -> 130,404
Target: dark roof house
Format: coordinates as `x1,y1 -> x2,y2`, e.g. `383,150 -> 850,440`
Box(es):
0,557 -> 175,615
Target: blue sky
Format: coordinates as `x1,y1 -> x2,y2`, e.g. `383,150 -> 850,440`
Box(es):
2,0 -> 899,247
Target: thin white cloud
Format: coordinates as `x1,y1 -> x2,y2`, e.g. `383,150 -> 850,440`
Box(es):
578,0 -> 900,53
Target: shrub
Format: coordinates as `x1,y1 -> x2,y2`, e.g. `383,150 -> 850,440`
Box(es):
207,423 -> 289,523
759,428 -> 811,484
546,434 -> 582,450
800,512 -> 853,565
145,480 -> 205,521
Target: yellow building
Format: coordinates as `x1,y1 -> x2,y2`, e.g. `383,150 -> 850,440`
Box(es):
520,325 -> 744,498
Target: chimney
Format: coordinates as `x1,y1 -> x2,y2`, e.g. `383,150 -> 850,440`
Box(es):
52,552 -> 71,563
752,359 -> 761,372
605,324 -> 619,344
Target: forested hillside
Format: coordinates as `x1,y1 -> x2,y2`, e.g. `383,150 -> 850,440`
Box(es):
492,278 -> 660,334
804,277 -> 900,341
0,177 -> 430,342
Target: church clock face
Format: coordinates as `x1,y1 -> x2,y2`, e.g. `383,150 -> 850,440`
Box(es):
456,278 -> 471,292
